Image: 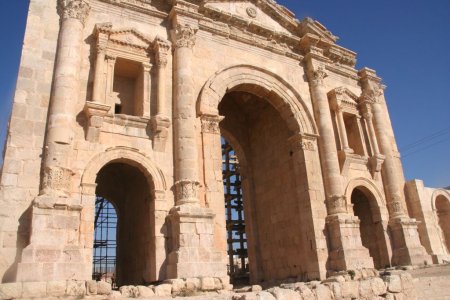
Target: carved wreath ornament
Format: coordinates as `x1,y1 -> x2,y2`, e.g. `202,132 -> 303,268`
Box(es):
246,7 -> 257,18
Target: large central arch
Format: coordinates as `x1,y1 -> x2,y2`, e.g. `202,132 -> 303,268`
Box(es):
197,65 -> 326,283
197,64 -> 317,136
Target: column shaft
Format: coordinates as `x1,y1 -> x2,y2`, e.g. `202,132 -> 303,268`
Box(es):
335,109 -> 351,151
306,63 -> 345,214
92,47 -> 106,103
173,25 -> 200,205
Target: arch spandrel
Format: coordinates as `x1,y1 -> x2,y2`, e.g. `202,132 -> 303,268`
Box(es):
197,64 -> 317,135
81,147 -> 167,195
431,190 -> 450,211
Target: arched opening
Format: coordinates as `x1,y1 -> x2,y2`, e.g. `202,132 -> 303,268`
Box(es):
218,90 -> 309,284
93,197 -> 118,286
435,195 -> 450,253
351,188 -> 386,269
94,162 -> 154,286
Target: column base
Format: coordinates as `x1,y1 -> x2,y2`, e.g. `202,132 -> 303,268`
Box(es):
17,245 -> 90,282
166,205 -> 227,279
16,194 -> 91,282
389,217 -> 432,266
326,214 -> 375,272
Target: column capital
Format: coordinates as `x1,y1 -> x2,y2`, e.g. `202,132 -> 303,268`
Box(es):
288,133 -> 318,153
308,65 -> 328,86
200,115 -> 224,134
173,24 -> 197,49
326,195 -> 349,215
154,36 -> 171,67
142,62 -> 152,72
174,180 -> 201,206
359,85 -> 385,105
105,54 -> 117,62
59,0 -> 91,26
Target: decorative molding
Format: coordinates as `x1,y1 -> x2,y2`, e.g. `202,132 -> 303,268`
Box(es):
42,166 -> 74,193
328,87 -> 360,114
246,7 -> 257,18
154,36 -> 171,67
288,133 -> 317,153
310,66 -> 328,86
174,180 -> 201,205
174,24 -> 197,49
59,0 -> 91,25
83,101 -> 111,143
200,115 -> 224,134
151,114 -> 171,152
327,195 -> 348,215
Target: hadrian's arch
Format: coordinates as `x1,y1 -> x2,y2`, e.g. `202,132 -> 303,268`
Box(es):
198,65 -> 327,283
81,148 -> 167,285
345,178 -> 391,269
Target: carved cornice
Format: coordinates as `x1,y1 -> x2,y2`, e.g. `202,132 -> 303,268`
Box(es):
174,24 -> 197,49
328,87 -> 360,113
59,0 -> 91,25
96,0 -> 169,19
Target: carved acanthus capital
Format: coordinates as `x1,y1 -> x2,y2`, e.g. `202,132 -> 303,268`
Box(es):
59,0 -> 91,26
174,24 -> 197,49
174,180 -> 200,205
154,36 -> 171,67
310,66 -> 328,86
42,166 -> 74,194
360,86 -> 384,105
326,195 -> 348,215
201,115 -> 224,134
288,133 -> 317,153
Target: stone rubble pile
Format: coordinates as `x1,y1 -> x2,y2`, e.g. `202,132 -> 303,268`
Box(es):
0,271 -> 416,299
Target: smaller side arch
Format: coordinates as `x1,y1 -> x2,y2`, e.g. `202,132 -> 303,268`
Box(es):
345,177 -> 386,210
81,147 -> 167,193
431,189 -> 450,211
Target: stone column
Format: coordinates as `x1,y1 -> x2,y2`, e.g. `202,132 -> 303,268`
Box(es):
172,24 -> 200,205
152,37 -> 171,151
17,0 -> 92,282
335,107 -> 352,152
167,23 -> 227,280
141,62 -> 152,118
304,50 -> 373,271
359,67 -> 431,266
105,54 -> 116,110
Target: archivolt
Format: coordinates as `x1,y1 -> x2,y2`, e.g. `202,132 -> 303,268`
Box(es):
197,64 -> 317,135
81,147 -> 167,193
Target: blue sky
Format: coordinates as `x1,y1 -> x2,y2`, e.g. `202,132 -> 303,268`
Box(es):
0,1 -> 449,187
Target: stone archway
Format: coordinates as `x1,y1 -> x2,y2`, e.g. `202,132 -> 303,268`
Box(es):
80,147 -> 168,284
198,65 -> 326,283
432,191 -> 450,254
346,180 -> 391,269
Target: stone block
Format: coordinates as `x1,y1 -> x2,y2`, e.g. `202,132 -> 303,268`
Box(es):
371,277 -> 387,295
22,281 -> 47,298
86,280 -> 97,295
66,280 -> 86,296
233,292 -> 258,300
46,281 -> 66,297
384,275 -> 402,293
185,277 -> 201,292
315,284 -> 332,300
341,281 -> 359,299
168,279 -> 186,294
137,285 -> 154,298
154,283 -> 172,296
201,277 -> 216,291
268,287 -> 301,300
0,282 -> 22,299
120,285 -> 139,298
257,291 -> 276,300
252,285 -> 263,292
97,281 -> 112,295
